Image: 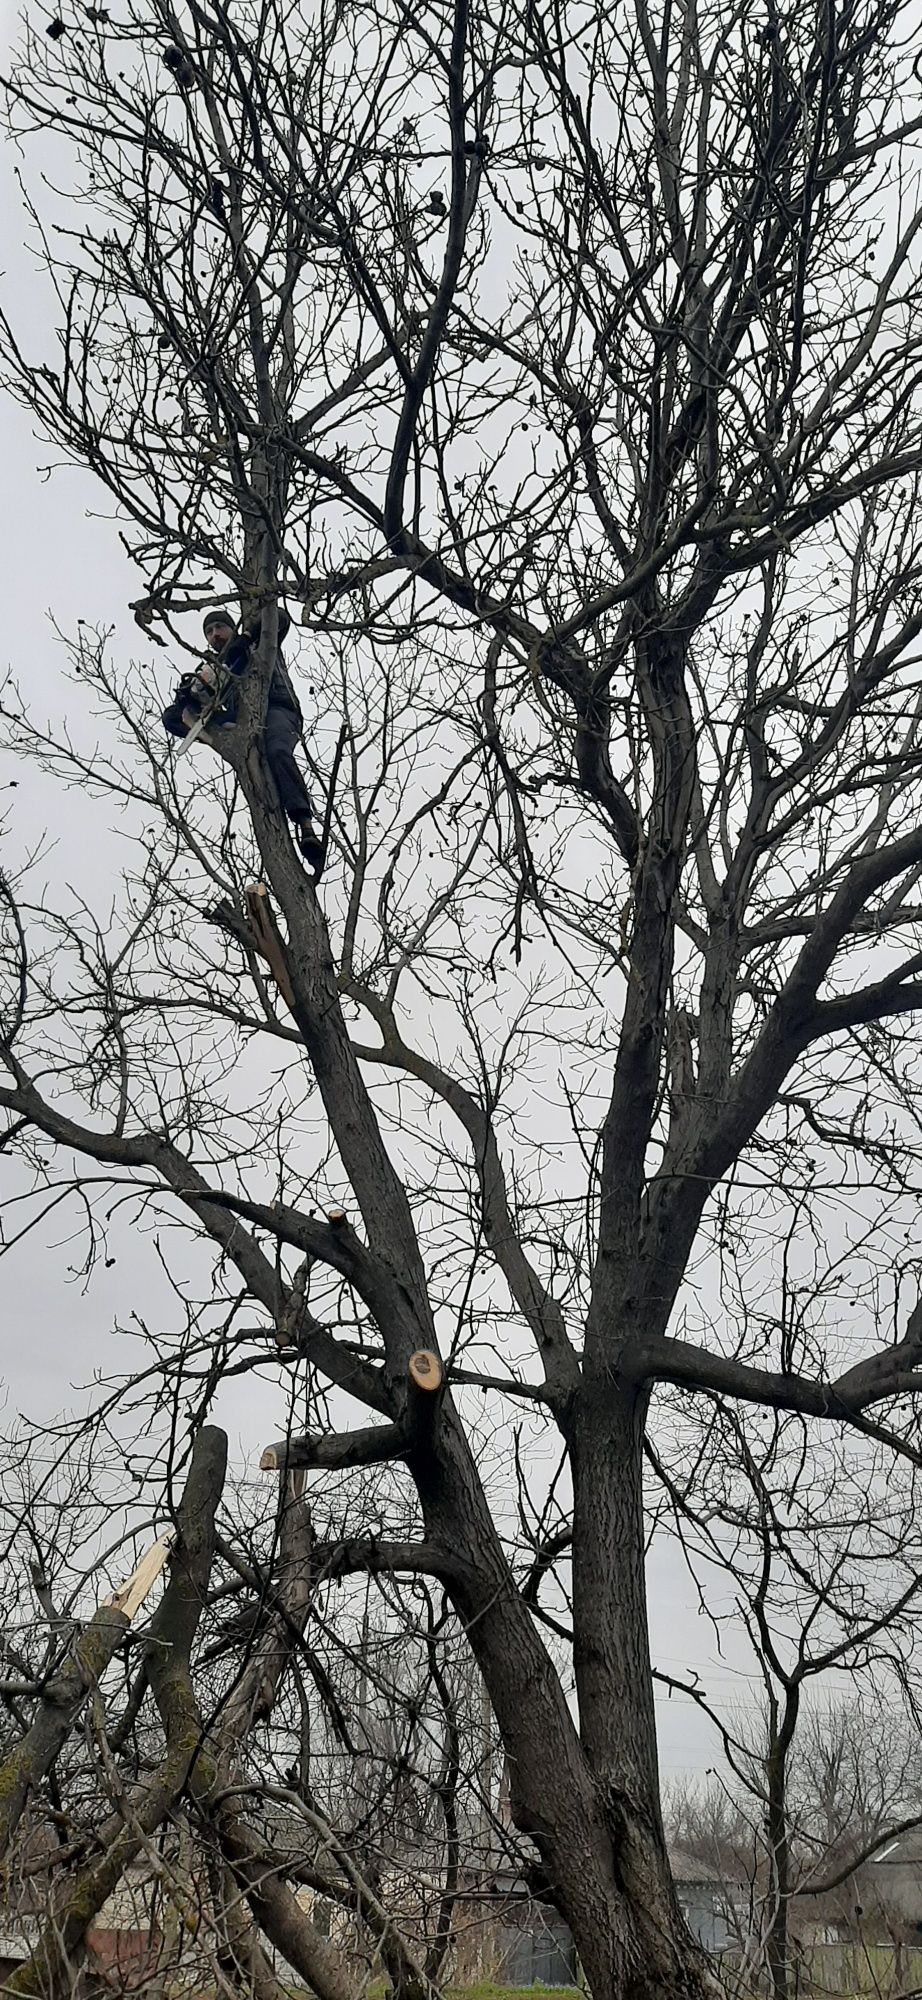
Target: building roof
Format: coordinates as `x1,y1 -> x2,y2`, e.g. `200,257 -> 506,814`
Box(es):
484,1839 -> 742,1898
871,1827 -> 922,1868
667,1843 -> 727,1887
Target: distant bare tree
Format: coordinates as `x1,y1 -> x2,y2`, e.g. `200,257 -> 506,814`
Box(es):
788,1699 -> 922,1927
656,1400 -> 922,1999
4,0 -> 922,1991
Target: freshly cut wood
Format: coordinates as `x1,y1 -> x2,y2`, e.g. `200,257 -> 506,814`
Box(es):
408,1349 -> 442,1393
244,882 -> 296,1011
0,1527 -> 177,1861
103,1531 -> 173,1618
405,1350 -> 444,1460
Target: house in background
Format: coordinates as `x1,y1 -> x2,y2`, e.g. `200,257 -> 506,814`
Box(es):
868,1826 -> 922,1934
0,1815 -> 163,1993
494,1908 -> 580,1987
670,1841 -> 749,1953
0,1816 -> 756,1993
0,1891 -> 159,1994
454,1839 -> 748,1988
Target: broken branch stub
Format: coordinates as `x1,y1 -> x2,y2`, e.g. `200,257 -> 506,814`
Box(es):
259,1353 -> 444,1475
405,1349 -> 444,1459
244,883 -> 296,1012
259,1418 -> 406,1474
206,883 -> 296,1015
0,1530 -> 175,1863
103,1531 -> 173,1618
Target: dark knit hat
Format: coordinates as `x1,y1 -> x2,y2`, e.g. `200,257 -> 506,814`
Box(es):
202,605 -> 236,635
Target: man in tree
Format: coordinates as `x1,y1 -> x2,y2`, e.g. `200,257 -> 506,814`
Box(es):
162,605 -> 325,872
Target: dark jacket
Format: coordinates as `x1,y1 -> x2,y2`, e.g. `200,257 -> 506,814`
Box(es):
162,607 -> 299,738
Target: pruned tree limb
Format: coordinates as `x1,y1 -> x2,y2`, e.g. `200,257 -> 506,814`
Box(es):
4,1431 -> 227,1997
260,1351 -> 445,1474
0,1531 -> 172,1862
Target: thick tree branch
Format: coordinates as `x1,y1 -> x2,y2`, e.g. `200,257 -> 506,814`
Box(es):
260,1417 -> 407,1474
654,822 -> 922,1293
625,1301 -> 922,1429
184,1184 -> 425,1395
4,1431 -> 227,1998
383,0 -> 471,541
260,1351 -> 444,1473
0,1075 -> 390,1414
347,984 -> 580,1400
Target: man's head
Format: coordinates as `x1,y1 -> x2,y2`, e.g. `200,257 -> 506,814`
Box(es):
202,607 -> 236,651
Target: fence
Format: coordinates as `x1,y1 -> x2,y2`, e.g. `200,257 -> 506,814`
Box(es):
496,1920 -> 580,1988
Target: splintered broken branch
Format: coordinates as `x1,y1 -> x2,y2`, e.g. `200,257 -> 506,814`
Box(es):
207,880 -> 295,1013
259,1351 -> 443,1474
0,1530 -> 174,1862
244,883 -> 296,1011
103,1531 -> 174,1618
3,1434 -> 228,2000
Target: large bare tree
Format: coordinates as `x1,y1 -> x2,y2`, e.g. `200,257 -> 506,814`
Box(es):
3,0 -> 922,1990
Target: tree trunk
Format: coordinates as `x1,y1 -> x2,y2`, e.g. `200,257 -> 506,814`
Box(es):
566,1380 -> 717,2000
418,1399 -> 715,2000
765,1690 -> 800,2000
572,1381 -> 662,1813
232,710 -> 714,1999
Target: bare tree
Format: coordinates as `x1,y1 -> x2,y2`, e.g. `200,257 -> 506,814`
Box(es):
655,1400 -> 922,2000
3,0 -> 922,1991
0,1428 -> 497,1999
667,1695 -> 922,1998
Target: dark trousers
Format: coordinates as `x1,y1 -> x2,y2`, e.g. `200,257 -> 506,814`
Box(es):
264,705 -> 313,821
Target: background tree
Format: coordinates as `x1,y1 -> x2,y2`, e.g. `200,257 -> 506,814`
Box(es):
0,1432 -> 507,1999
654,1400 -> 922,1999
3,0 -> 922,1992
666,1697 -> 922,1999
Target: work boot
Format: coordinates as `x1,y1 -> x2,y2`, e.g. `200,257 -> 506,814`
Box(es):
296,817 -> 324,875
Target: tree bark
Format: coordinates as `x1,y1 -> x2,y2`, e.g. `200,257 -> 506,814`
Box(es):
764,1689 -> 801,2000
561,1381 -> 717,2000
4,1430 -> 227,1998
414,1391 -> 715,2000
0,1536 -> 172,1861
